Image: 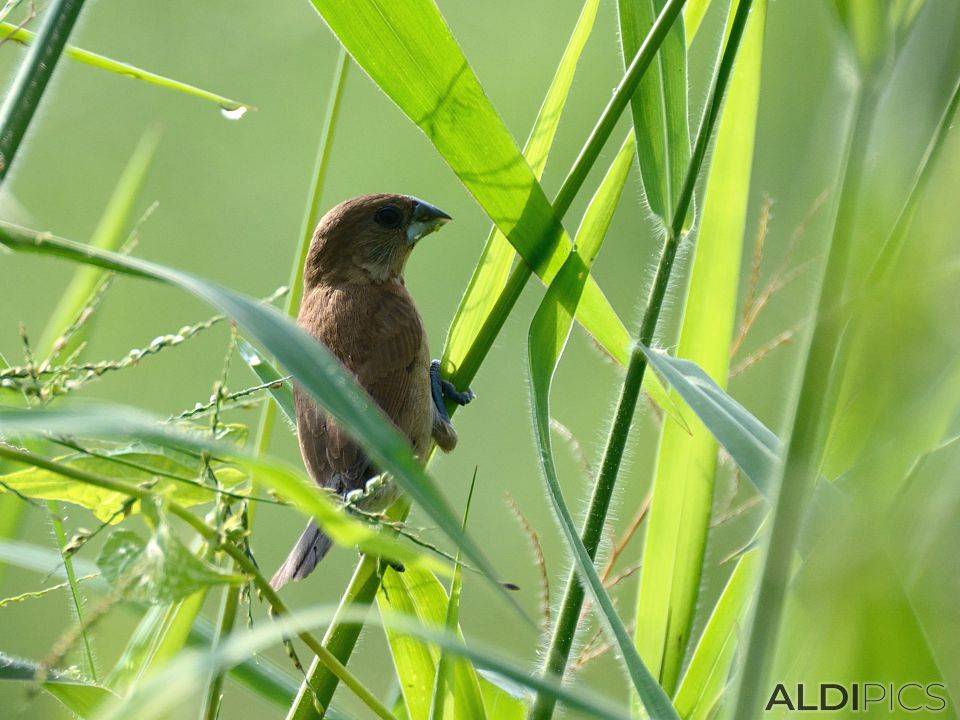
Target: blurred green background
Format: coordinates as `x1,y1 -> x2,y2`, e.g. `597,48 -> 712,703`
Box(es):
1,0 -> 958,717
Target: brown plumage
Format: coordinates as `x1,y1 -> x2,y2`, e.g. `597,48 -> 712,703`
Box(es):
271,193 -> 465,590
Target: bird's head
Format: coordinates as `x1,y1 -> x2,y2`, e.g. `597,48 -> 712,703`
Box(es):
304,193 -> 452,285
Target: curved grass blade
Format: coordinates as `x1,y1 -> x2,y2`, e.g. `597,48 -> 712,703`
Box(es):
0,652 -> 115,718
683,0 -> 714,43
527,134 -> 679,719
618,0 -> 690,226
673,549 -> 761,720
0,225 -> 515,599
443,0 -> 600,376
306,0 -> 626,368
0,21 -> 255,114
634,0 -> 766,694
637,345 -> 781,491
0,404 -> 449,576
97,605 -> 629,720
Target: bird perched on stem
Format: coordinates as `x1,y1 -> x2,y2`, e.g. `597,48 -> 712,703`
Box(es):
271,194 -> 473,590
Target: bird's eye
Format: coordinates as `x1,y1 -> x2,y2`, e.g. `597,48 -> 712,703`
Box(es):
374,205 -> 403,228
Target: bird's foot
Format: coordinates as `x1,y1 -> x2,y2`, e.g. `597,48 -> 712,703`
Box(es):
430,359 -> 474,423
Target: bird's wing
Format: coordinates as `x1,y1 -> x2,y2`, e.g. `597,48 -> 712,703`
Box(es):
296,286 -> 426,496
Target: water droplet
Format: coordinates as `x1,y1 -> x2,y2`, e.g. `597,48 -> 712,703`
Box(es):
220,105 -> 248,121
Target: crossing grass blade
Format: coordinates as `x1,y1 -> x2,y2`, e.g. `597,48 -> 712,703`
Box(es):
634,0 -> 766,694
527,134 -> 679,720
306,0 -> 628,371
96,605 -> 629,720
0,224 -> 522,602
443,0 -> 599,376
0,21 -> 255,113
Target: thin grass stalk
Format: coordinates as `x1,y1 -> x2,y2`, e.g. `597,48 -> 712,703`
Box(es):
0,444 -> 394,720
254,49 -> 349,457
200,581 -> 241,720
449,0 -> 687,389
731,78 -> 880,720
46,499 -> 98,680
528,3 -> 755,717
0,0 -> 85,183
287,5 -> 688,716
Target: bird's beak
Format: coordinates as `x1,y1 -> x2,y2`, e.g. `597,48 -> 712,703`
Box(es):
407,198 -> 452,244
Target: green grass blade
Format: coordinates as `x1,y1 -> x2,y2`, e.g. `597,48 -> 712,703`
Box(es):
306,0 -> 626,368
0,225 -> 517,601
0,538 -> 299,705
0,652 -> 115,718
238,338 -> 295,424
673,550 -> 761,719
98,606 -> 629,720
618,0 -> 690,226
634,0 -> 765,693
0,404 -> 450,576
377,567 -> 485,720
0,21 -> 255,113
442,0 -> 599,375
37,129 -> 160,358
0,0 -> 85,183
637,346 -> 781,490
430,472 -> 481,720
527,135 -> 679,720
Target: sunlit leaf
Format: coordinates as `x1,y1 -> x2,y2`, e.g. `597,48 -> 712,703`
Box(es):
307,0 -> 629,372
443,0 -> 600,376
635,0 -> 766,694
378,567 -> 485,720
237,338 -> 295,424
0,448 -> 246,522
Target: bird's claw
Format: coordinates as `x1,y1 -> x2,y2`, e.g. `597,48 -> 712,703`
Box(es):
430,359 -> 474,422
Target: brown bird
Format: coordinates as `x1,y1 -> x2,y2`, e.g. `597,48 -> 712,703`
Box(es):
271,194 -> 473,590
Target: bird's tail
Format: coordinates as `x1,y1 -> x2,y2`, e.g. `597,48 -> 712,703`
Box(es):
270,519 -> 333,590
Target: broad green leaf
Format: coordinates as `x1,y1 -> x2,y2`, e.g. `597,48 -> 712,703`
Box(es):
237,338 -> 295,424
637,346 -> 781,489
306,0 -> 628,371
0,449 -> 246,522
635,0 -> 765,695
0,652 -> 116,718
527,134 -> 679,719
0,405 -> 451,575
442,0 -> 599,376
96,524 -> 244,604
37,129 -> 159,358
0,21 -> 254,113
96,605 -> 628,720
832,0 -> 892,75
0,226 -> 507,596
674,550 -> 760,720
619,0 -> 690,226
377,567 -> 485,720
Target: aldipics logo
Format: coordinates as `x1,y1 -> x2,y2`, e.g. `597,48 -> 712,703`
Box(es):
764,683 -> 948,713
